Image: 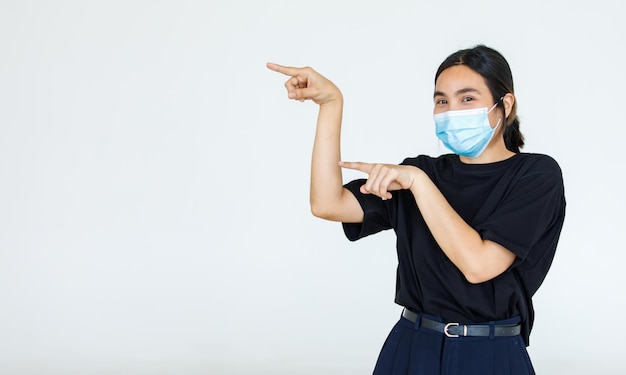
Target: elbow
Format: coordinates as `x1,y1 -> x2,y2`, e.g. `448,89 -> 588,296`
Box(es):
459,261 -> 498,284
310,190 -> 362,222
458,243 -> 516,284
310,200 -> 346,222
310,204 -> 324,219
310,202 -> 334,221
462,266 -> 507,284
463,272 -> 491,285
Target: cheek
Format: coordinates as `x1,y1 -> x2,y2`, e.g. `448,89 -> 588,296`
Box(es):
488,110 -> 504,128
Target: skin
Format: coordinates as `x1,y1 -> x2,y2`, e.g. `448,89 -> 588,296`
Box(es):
267,62 -> 516,284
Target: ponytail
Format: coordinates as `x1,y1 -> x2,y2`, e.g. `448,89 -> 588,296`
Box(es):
504,116 -> 524,153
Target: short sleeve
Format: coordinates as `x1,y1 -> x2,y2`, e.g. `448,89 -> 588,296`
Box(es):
342,179 -> 395,241
477,157 -> 566,270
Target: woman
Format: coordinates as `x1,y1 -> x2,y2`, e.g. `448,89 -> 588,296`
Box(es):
267,45 -> 566,374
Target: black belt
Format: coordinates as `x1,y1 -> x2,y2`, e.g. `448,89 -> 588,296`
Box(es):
402,309 -> 521,338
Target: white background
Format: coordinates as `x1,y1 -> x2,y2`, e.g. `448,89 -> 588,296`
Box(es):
1,0 -> 624,374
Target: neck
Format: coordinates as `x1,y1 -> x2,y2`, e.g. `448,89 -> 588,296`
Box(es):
459,137 -> 515,164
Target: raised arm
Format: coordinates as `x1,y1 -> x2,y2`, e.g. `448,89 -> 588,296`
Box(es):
267,63 -> 363,223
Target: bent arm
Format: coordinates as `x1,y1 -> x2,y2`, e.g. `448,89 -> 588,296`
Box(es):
266,62 -> 363,223
411,170 -> 515,283
310,100 -> 363,223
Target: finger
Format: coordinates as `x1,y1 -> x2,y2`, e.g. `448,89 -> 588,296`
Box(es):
338,161 -> 373,174
266,62 -> 303,77
366,165 -> 394,200
368,164 -> 388,198
359,184 -> 372,195
379,170 -> 396,200
284,76 -> 305,92
288,87 -> 318,101
359,183 -> 393,200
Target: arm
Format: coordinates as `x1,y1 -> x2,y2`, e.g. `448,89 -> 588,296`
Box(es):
339,161 -> 515,283
267,63 -> 363,223
409,170 -> 515,284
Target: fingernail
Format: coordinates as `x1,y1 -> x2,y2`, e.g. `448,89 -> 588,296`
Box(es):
288,92 -> 296,99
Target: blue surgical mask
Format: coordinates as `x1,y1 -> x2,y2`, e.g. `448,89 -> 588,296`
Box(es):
434,101 -> 501,158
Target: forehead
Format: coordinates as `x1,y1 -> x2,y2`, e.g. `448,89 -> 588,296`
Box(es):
434,65 -> 489,95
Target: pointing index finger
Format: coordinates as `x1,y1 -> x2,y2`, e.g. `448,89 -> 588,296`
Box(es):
339,161 -> 373,174
266,62 -> 301,77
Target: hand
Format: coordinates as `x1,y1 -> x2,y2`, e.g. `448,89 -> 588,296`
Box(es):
339,161 -> 421,200
266,63 -> 342,105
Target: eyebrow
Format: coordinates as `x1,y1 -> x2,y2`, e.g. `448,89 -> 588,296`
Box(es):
433,87 -> 481,98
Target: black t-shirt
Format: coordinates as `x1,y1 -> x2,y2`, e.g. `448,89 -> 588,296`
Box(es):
342,153 -> 566,346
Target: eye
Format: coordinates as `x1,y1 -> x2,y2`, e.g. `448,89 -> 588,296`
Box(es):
461,96 -> 474,102
435,98 -> 447,105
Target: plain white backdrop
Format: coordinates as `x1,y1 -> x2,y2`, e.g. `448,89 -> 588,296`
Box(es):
1,0 -> 624,374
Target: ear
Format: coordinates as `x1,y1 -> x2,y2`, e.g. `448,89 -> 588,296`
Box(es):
503,93 -> 515,118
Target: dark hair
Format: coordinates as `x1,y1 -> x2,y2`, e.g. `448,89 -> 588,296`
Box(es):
435,45 -> 524,152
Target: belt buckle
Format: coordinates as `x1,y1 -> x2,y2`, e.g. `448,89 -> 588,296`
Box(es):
444,322 -> 467,338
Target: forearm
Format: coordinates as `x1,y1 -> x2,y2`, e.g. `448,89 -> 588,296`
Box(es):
410,170 -> 515,283
309,100 -> 346,218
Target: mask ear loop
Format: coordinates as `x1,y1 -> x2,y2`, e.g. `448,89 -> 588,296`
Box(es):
487,96 -> 505,113
488,97 -> 505,130
498,96 -> 506,128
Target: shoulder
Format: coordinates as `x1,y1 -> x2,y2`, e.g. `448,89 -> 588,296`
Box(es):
400,154 -> 457,168
513,153 -> 563,177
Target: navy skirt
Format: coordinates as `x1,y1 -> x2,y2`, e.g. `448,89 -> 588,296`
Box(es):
373,313 -> 534,375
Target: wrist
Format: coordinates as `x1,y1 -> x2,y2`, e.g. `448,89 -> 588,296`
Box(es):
318,99 -> 343,117
319,91 -> 343,108
409,168 -> 429,196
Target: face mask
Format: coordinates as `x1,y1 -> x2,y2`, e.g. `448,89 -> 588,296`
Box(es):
434,101 -> 502,158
